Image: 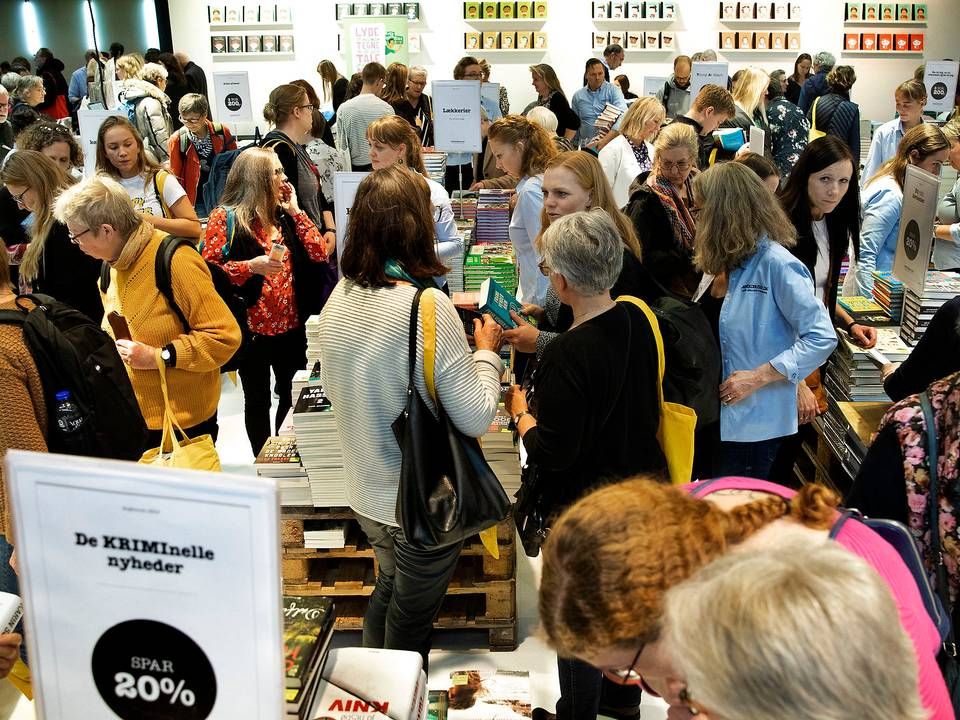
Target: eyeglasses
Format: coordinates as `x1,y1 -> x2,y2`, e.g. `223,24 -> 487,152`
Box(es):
179,115 -> 204,124
660,160 -> 691,173
297,104 -> 316,112
538,259 -> 551,276
11,187 -> 29,206
68,228 -> 91,245
273,167 -> 285,176
678,686 -> 704,716
602,644 -> 645,685
463,72 -> 483,79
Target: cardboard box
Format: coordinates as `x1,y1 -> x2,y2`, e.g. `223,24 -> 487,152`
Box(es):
914,4 -> 927,22
756,3 -> 770,19
894,32 -> 909,49
845,32 -> 861,49
787,32 -> 800,48
861,32 -> 877,49
645,31 -> 660,47
533,1 -> 548,18
880,3 -> 894,20
482,30 -> 500,48
738,31 -> 754,48
645,2 -> 660,18
465,31 -> 481,49
464,1 -> 481,19
663,2 -> 675,18
739,1 -> 754,18
481,1 -> 498,18
593,1 -> 609,18
895,3 -> 911,21
909,33 -> 924,51
533,30 -> 548,46
846,2 -> 861,20
864,3 -> 880,20
499,1 -> 515,18
773,1 -> 788,18
610,1 -> 625,17
721,1 -> 738,18
516,1 -> 533,17
516,30 -> 533,48
771,30 -> 786,48
244,34 -> 261,52
877,33 -> 893,49
754,31 -> 770,48
720,31 -> 737,49
593,31 -> 609,50
789,2 -> 801,19
628,3 -> 643,18
500,30 -> 515,48
661,31 -> 676,48
626,31 -> 644,48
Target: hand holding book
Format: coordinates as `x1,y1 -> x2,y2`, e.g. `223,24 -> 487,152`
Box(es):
502,310 -> 540,354
473,314 -> 504,353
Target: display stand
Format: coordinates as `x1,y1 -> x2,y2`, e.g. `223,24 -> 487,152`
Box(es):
281,510 -> 519,651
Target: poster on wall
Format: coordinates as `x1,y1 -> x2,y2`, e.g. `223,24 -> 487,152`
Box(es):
5,451 -> 283,720
432,80 -> 483,155
893,164 -> 940,296
78,106 -> 124,177
334,171 -> 371,261
212,71 -> 253,123
689,62 -> 729,99
341,16 -> 410,73
923,60 -> 959,114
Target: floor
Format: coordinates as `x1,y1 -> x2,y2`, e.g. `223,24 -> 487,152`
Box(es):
2,376 -> 668,719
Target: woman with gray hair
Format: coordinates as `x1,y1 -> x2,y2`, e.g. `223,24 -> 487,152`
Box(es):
664,541 -> 927,720
391,64 -> 432,147
12,76 -> 44,112
504,208 -> 666,720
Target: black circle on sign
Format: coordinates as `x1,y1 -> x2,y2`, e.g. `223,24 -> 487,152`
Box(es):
91,619 -> 216,719
224,93 -> 243,111
931,82 -> 948,101
903,218 -> 921,261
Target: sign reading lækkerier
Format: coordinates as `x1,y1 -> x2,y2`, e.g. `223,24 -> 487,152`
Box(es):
432,80 -> 483,155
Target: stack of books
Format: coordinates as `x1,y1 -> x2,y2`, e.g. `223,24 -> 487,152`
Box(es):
483,403 -> 521,497
292,386 -> 348,508
284,595 -> 336,720
292,360 -> 323,405
305,315 -> 323,367
450,191 -> 478,221
593,102 -> 623,142
422,152 -> 447,186
475,189 -> 512,243
312,648 -> 427,720
871,271 -> 904,322
445,237 -> 466,293
836,295 -> 894,327
303,520 -> 348,549
900,272 -> 960,346
255,436 -> 311,506
464,243 -> 518,295
823,328 -> 911,402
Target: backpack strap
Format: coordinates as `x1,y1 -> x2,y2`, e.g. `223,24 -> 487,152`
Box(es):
0,310 -> 25,327
223,207 -> 236,259
153,169 -> 172,218
212,122 -> 225,139
177,128 -> 190,155
154,235 -> 195,333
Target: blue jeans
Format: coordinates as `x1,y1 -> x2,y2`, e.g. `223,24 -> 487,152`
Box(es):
0,536 -> 25,664
355,514 -> 463,672
716,437 -> 784,480
556,657 -> 641,720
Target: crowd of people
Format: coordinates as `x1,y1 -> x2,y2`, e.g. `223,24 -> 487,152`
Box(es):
1,36 -> 960,720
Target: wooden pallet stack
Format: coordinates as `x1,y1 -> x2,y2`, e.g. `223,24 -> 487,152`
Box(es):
281,509 -> 518,651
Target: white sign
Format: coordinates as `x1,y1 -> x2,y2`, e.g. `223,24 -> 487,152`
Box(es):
480,82 -> 500,113
212,71 -> 253,123
749,126 -> 766,156
923,60 -> 960,114
7,451 -> 283,720
690,62 -> 729,99
642,76 -> 668,98
351,22 -> 386,68
432,80 -> 483,154
78,106 -> 124,176
334,171 -> 370,262
893,164 -> 941,296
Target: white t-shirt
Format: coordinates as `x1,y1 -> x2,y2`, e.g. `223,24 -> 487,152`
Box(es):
812,218 -> 830,303
118,172 -> 187,218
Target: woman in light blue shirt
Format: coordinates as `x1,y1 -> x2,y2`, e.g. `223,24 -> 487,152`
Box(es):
933,120 -> 960,270
854,123 -> 949,297
694,162 -> 837,479
861,79 -> 927,187
488,115 -> 558,306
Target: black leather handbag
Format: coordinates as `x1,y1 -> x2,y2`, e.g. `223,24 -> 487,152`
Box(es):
392,288 -> 511,549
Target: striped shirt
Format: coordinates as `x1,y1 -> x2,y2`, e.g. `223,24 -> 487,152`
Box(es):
318,281 -> 504,525
334,93 -> 394,167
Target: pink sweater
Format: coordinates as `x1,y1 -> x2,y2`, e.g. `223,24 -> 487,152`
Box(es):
687,477 -> 951,720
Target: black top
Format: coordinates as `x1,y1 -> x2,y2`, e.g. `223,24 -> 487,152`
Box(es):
0,121 -> 13,152
184,62 -> 209,101
884,296 -> 960,402
672,114 -> 712,170
623,91 -> 638,100
785,77 -> 803,106
392,94 -> 434,148
847,423 -> 907,524
165,80 -> 192,131
524,302 -> 667,512
0,187 -> 30,248
332,77 -> 349,112
33,221 -> 104,323
545,91 -> 580,139
788,214 -> 848,323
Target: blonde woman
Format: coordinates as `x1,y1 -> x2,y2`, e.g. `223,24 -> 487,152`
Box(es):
488,115 -> 558,305
115,54 -> 144,82
693,162 -> 836,478
1,150 -> 102,321
598,96 -> 665,207
721,67 -> 772,157
115,60 -> 172,164
526,63 -> 579,141
380,62 -> 408,107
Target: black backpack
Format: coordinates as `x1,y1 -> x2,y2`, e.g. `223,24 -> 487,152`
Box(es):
0,294 -> 148,459
200,127 -> 262,215
99,222 -> 262,373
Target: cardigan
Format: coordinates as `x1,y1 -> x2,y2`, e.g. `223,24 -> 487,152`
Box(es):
599,134 -> 654,208
101,225 -> 241,430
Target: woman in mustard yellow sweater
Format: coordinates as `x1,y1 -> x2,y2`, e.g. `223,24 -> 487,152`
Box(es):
54,175 -> 241,443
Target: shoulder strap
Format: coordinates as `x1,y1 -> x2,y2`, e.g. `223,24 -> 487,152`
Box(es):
422,289 -> 438,405
615,295 -> 665,405
178,128 -> 190,155
223,207 -> 236,260
921,391 -> 953,623
154,235 -> 194,332
811,96 -> 820,131
828,508 -> 856,539
153,169 -> 172,218
212,122 -> 224,138
406,288 -> 426,388
0,310 -> 25,327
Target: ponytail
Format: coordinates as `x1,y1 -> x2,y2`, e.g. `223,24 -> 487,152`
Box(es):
488,114 -> 558,177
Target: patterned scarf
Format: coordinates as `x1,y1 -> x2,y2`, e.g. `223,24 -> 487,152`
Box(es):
627,138 -> 652,174
650,172 -> 696,250
188,129 -> 214,160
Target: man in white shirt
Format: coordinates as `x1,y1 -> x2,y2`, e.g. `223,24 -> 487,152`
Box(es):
335,62 -> 394,171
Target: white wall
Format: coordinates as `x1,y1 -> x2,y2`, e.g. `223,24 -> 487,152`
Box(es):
168,0 -> 960,135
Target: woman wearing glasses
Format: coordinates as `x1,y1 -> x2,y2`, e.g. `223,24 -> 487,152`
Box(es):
168,93 -> 237,219
624,122 -> 701,300
202,147 -> 327,455
1,150 -> 102,322
539,475 -> 951,719
391,65 -> 433,148
502,209 -> 666,720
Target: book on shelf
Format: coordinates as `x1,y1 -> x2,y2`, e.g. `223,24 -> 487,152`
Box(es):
837,295 -> 887,317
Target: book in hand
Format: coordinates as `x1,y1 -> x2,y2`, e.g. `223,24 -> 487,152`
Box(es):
479,277 -> 536,330
284,596 -> 335,688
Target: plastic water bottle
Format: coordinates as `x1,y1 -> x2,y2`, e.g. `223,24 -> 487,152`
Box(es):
54,390 -> 87,452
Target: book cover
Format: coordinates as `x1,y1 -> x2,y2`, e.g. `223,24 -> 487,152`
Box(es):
227,35 -> 244,52
245,35 -> 262,52
295,386 -> 332,414
256,436 -> 300,465
480,277 -> 526,329
209,6 -> 225,23
447,670 -> 532,718
211,35 -> 227,53
322,648 -> 426,720
533,1 -> 547,17
838,296 -> 886,315
309,679 -> 391,719
284,595 -> 335,687
244,4 -> 259,21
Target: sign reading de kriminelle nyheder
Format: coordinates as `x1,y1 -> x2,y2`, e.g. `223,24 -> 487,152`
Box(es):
5,451 -> 283,720
342,17 -> 410,74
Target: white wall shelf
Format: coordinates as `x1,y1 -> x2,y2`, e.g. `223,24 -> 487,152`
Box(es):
212,53 -> 296,60
210,23 -> 295,30
720,48 -> 801,53
843,20 -> 926,26
719,18 -> 800,24
592,18 -> 675,24
842,50 -> 924,55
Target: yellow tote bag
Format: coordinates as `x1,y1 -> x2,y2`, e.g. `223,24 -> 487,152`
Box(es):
139,351 -> 221,472
809,97 -> 827,142
617,296 -> 698,484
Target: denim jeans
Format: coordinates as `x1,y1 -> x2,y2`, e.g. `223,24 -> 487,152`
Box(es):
0,536 -> 25,664
556,657 -> 641,720
715,437 -> 784,480
355,514 -> 463,672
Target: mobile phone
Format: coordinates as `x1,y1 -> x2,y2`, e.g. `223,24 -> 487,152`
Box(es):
269,242 -> 286,261
459,308 -> 483,336
108,311 -> 131,341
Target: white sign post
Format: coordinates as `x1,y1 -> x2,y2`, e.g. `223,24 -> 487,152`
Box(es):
431,80 -> 483,155
78,106 -> 124,177
212,71 -> 253,123
6,451 -> 283,720
893,164 -> 941,296
749,126 -> 766,156
642,76 -> 668,98
334,171 -> 370,262
923,60 -> 960,114
689,62 -> 729,99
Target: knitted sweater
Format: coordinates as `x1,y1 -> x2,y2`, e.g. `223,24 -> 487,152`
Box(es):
0,297 -> 47,538
100,223 -> 241,430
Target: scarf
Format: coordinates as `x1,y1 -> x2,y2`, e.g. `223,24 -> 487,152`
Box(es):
650,173 -> 696,250
627,138 -> 652,174
111,220 -> 155,272
384,259 -> 439,290
188,128 -> 214,160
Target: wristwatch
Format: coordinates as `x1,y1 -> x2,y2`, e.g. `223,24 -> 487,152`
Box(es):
512,410 -> 531,425
160,344 -> 176,369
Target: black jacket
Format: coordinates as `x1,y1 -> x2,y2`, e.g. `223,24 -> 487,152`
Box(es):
32,221 -> 103,323
36,57 -> 69,113
809,92 -> 861,163
183,62 -> 208,100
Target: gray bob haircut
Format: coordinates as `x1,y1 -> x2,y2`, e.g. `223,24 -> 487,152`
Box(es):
540,209 -> 623,295
664,540 -> 927,720
178,93 -> 209,117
